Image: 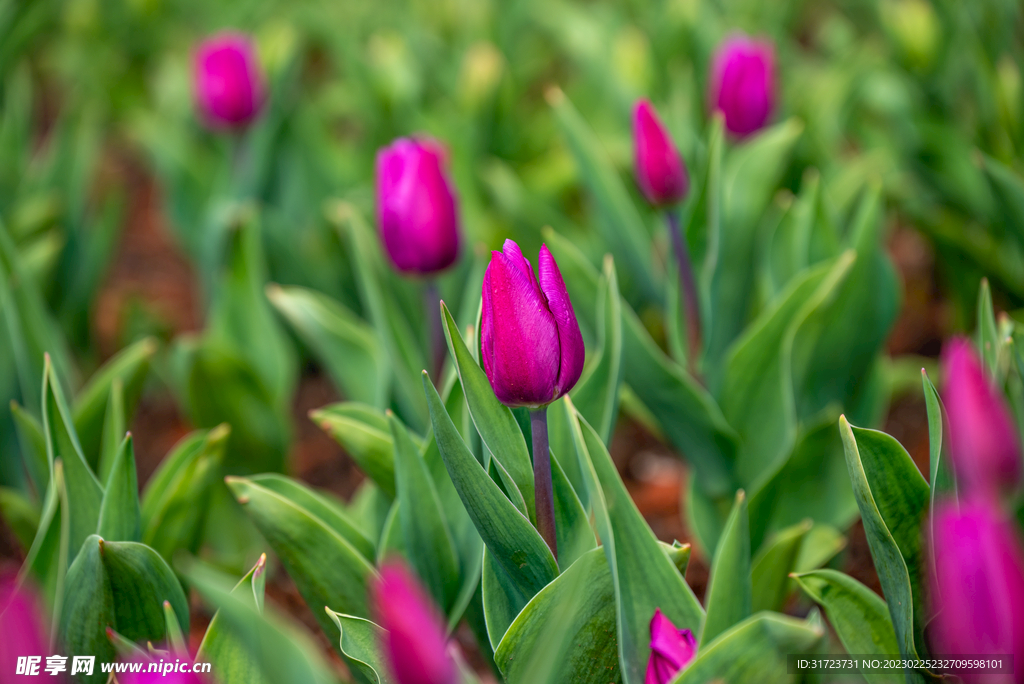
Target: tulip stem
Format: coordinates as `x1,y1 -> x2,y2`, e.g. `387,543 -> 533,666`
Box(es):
530,407 -> 558,561
666,210 -> 702,375
424,281 -> 446,383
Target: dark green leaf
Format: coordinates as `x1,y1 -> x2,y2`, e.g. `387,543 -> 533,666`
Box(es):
97,434 -> 140,542
702,490 -> 751,646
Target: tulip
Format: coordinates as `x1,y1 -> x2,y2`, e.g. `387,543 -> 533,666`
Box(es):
376,137 -> 461,276
709,35 -> 776,137
633,100 -> 689,207
194,33 -> 265,129
120,669 -> 207,684
632,99 -> 701,370
371,561 -> 457,684
942,337 -> 1021,495
481,239 -> 585,559
646,609 -> 698,684
930,499 -> 1024,681
0,573 -> 48,677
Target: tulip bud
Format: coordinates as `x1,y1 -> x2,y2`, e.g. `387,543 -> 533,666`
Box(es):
480,240 -> 585,408
376,138 -> 461,276
709,34 -> 776,137
942,337 -> 1022,495
194,33 -> 265,129
633,100 -> 690,207
120,669 -> 207,684
646,609 -> 698,684
371,561 -> 457,684
930,499 -> 1024,679
0,574 -> 48,678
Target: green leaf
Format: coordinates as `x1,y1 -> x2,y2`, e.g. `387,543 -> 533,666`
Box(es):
10,399 -> 47,498
440,302 -> 536,523
548,88 -> 657,301
839,416 -> 929,663
326,610 -> 395,684
976,277 -> 999,376
720,252 -> 855,491
333,203 -> 428,431
551,455 -> 596,572
61,536 -> 189,683
568,255 -> 624,444
793,524 -> 847,574
566,399 -> 703,684
0,486 -> 39,550
163,599 -> 188,655
543,227 -> 738,496
141,425 -> 229,560
751,520 -> 811,613
248,473 -> 376,563
96,378 -> 125,484
72,337 -> 156,467
42,354 -> 103,559
184,558 -> 338,684
313,402 -> 398,499
20,460 -> 70,630
424,373 -> 557,626
979,151 -> 1024,255
702,490 -> 751,646
494,547 -> 620,684
707,119 -> 804,365
227,475 -> 376,639
97,434 -> 141,542
922,369 -> 956,565
268,284 -> 389,408
670,612 -> 823,684
389,410 -> 460,611
793,569 -> 900,660
196,554 -> 272,684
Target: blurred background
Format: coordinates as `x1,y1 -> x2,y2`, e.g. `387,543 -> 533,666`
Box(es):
0,0 -> 1022,671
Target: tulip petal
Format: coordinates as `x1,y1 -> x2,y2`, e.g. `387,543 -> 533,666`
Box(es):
501,238 -> 537,282
538,245 -> 585,398
633,100 -> 689,206
481,249 -> 560,406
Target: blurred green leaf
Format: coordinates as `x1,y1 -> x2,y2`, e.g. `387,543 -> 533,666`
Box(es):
10,399 -> 47,497
96,434 -> 140,542
268,284 -> 389,408
313,402 -> 398,499
976,277 -> 1000,376
702,491 -> 751,646
96,379 -> 125,485
0,485 -> 38,550
751,520 -> 811,613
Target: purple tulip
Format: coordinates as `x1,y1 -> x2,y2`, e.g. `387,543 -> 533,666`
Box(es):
709,35 -> 776,137
480,240 -> 585,408
942,337 -> 1022,495
371,561 -> 457,684
0,573 -> 48,678
376,138 -> 461,276
194,33 -> 265,129
645,609 -> 698,684
120,668 -> 207,684
633,100 -> 690,207
930,499 -> 1024,681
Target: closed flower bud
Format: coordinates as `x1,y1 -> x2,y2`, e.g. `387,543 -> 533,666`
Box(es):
0,574 -> 47,678
376,138 -> 461,276
633,100 -> 690,206
930,499 -> 1024,680
371,561 -> 457,684
194,33 -> 265,129
646,609 -> 698,684
481,240 -> 585,408
121,669 -> 207,684
709,35 -> 776,137
942,337 -> 1022,495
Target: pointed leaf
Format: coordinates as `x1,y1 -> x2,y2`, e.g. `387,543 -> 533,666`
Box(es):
702,490 -> 751,646
751,520 -> 811,613
793,569 -> 900,659
10,399 -> 47,497
97,434 -> 141,542
326,611 -> 396,684
96,379 -> 125,484
312,402 -> 397,498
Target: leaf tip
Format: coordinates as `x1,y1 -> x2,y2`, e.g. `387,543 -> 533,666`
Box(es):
544,86 -> 564,106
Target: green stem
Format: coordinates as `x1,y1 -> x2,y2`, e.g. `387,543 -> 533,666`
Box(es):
530,407 -> 558,560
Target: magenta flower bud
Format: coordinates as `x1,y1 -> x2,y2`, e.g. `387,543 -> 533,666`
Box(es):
645,609 -> 698,684
633,100 -> 690,207
709,35 -> 776,137
121,669 -> 207,684
371,561 -> 457,684
0,573 -> 48,678
194,33 -> 265,129
930,499 -> 1024,680
480,240 -> 585,408
376,138 -> 461,276
942,337 -> 1022,495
